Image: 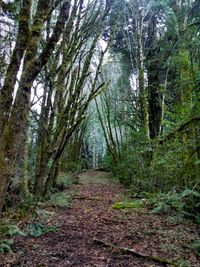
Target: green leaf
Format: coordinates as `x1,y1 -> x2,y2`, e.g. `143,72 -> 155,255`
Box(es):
27,222 -> 57,237
0,239 -> 14,253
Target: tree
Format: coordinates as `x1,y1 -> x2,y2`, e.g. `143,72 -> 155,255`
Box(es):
0,0 -> 111,210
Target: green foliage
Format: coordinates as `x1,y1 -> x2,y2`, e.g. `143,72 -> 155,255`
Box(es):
63,160 -> 86,173
0,239 -> 14,253
26,222 -> 57,237
0,220 -> 26,254
35,208 -> 55,220
56,173 -> 79,189
105,118 -> 200,195
47,192 -> 71,207
180,189 -> 200,218
175,259 -> 191,267
2,0 -> 20,19
146,189 -> 200,221
19,194 -> 39,217
147,192 -> 183,214
0,220 -> 26,237
190,239 -> 200,257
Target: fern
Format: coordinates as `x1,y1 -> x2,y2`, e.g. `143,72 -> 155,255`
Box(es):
175,259 -> 191,267
0,220 -> 26,237
0,220 -> 26,254
147,189 -> 200,220
190,240 -> 200,256
27,222 -> 57,237
0,239 -> 14,253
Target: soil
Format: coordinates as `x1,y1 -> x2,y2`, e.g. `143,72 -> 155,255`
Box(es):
0,171 -> 199,267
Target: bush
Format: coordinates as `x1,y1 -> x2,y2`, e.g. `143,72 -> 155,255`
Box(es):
104,129 -> 200,194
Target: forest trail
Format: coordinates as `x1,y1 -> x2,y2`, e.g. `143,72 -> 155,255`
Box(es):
0,171 -> 199,267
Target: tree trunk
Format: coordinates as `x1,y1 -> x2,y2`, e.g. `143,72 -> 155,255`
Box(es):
0,1 -> 70,210
13,119 -> 29,195
146,13 -> 163,139
148,70 -> 163,139
136,11 -> 150,140
0,0 -> 31,137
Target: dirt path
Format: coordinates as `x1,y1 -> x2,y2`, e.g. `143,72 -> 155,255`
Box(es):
0,171 -> 199,266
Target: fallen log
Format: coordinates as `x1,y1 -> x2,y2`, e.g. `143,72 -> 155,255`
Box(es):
93,238 -> 177,266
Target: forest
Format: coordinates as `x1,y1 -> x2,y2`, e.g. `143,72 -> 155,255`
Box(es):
0,0 -> 200,266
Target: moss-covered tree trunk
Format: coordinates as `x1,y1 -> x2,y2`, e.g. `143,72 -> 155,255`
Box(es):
171,1 -> 193,112
0,0 -> 32,210
6,0 -> 51,195
146,14 -> 163,139
0,0 -> 31,137
0,1 -> 70,210
136,9 -> 150,140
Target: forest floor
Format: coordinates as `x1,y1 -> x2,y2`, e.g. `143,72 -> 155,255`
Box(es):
0,171 -> 199,267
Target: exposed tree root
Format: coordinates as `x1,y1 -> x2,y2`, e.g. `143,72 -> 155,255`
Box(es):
93,238 -> 177,266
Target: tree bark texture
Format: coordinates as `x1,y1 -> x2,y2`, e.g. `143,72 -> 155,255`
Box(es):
0,1 -> 71,210
0,0 -> 32,137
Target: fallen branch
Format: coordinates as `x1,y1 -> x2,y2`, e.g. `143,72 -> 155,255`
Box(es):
93,238 -> 177,266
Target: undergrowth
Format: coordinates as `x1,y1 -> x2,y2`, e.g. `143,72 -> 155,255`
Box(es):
0,220 -> 26,253
0,219 -> 58,253
190,239 -> 200,257
145,189 -> 200,223
56,173 -> 79,190
47,192 -> 72,207
26,222 -> 57,237
113,188 -> 200,224
0,174 -> 74,254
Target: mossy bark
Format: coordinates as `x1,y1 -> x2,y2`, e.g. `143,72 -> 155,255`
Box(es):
0,1 -> 32,210
0,0 -> 31,137
0,1 -> 70,210
136,9 -> 150,140
146,14 -> 163,139
34,82 -> 51,195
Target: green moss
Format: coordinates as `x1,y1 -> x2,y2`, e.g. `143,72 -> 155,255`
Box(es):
112,200 -> 144,209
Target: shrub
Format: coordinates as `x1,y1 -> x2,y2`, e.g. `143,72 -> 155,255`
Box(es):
146,189 -> 200,222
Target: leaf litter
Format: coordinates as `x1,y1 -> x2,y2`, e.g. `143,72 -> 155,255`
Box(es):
0,171 -> 199,267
